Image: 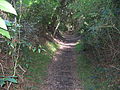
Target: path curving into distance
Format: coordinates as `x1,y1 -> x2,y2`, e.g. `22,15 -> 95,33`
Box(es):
42,34 -> 83,90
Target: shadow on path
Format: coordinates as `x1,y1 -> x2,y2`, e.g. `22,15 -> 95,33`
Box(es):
41,34 -> 83,90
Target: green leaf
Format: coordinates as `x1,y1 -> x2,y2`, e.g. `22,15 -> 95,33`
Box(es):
0,17 -> 7,30
0,79 -> 5,87
32,47 -> 36,52
5,20 -> 13,27
0,76 -> 18,78
38,48 -> 41,53
0,76 -> 5,78
0,0 -> 17,15
0,28 -> 10,39
23,0 -> 30,5
4,78 -> 17,83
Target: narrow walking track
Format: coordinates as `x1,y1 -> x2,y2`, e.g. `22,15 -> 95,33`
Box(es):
42,35 -> 83,90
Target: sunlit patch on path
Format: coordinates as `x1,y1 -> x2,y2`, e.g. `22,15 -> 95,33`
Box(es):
41,35 -> 83,90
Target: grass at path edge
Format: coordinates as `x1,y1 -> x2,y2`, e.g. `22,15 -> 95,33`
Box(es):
20,41 -> 59,89
75,42 -> 112,90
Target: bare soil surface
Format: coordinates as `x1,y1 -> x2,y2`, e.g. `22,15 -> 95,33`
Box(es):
41,35 -> 83,90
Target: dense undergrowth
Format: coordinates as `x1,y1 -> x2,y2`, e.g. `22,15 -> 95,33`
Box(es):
19,41 -> 59,89
74,0 -> 120,89
0,0 -> 120,89
76,43 -> 119,90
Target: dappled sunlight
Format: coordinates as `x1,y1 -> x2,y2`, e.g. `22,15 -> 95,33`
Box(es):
1,0 -> 118,89
53,56 -> 58,61
46,34 -> 83,90
52,35 -> 79,62
46,41 -> 58,53
59,45 -> 71,50
53,37 -> 79,46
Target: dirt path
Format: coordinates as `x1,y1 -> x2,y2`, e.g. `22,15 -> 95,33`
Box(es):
42,35 -> 83,90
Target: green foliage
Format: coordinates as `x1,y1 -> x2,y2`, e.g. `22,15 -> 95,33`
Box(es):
0,0 -> 17,39
20,41 -> 59,89
0,28 -> 10,38
76,43 -> 112,90
21,0 -> 62,37
74,0 -> 119,89
0,0 -> 119,89
69,0 -> 115,50
77,54 -> 112,90
0,0 -> 17,15
0,76 -> 17,87
77,55 -> 95,90
0,17 -> 7,30
4,78 -> 17,83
